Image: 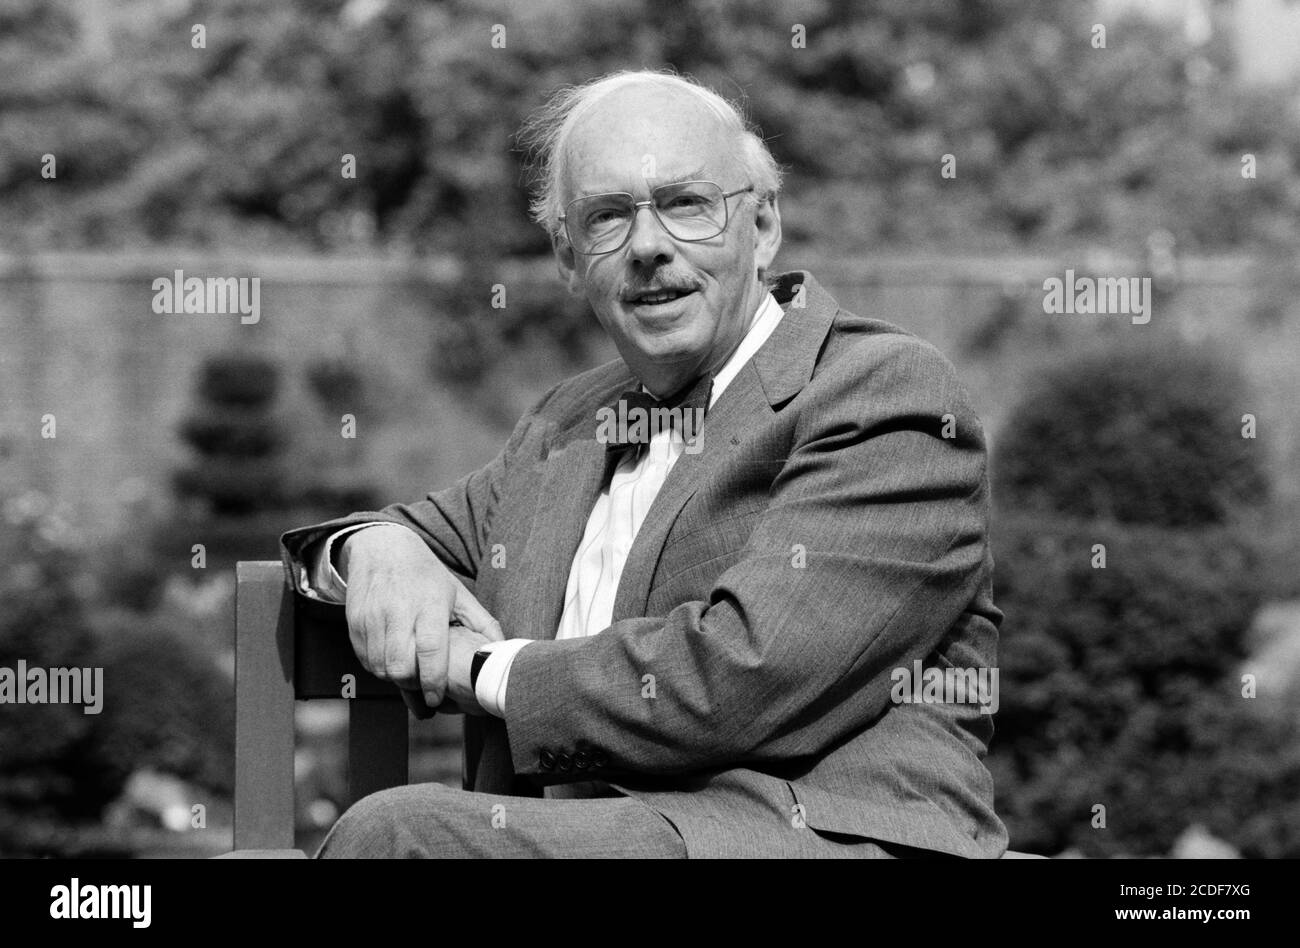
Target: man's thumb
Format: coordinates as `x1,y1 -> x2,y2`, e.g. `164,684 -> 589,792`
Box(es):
451,579 -> 505,642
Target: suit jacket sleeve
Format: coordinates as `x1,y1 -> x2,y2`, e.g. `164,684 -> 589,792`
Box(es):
279,382 -> 562,593
503,334 -> 996,777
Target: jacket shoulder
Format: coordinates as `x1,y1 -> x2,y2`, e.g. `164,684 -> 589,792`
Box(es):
815,307 -> 971,404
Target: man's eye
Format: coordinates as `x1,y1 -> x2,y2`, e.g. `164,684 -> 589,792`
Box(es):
585,208 -> 628,227
661,195 -> 716,217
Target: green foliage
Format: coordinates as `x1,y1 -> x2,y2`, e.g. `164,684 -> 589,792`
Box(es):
987,513 -> 1299,856
994,340 -> 1268,526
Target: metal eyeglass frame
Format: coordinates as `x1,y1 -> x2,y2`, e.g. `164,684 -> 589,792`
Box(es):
558,181 -> 756,255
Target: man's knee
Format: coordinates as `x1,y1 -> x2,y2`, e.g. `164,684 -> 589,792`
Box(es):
316,784 -> 454,858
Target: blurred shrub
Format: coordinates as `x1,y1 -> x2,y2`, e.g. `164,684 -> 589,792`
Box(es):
174,352 -> 288,515
196,353 -> 280,407
174,459 -> 287,515
995,341 -> 1268,526
988,513 -> 1300,856
173,348 -> 381,532
305,354 -> 366,414
0,494 -> 110,825
989,341 -> 1298,855
177,411 -> 280,458
0,488 -> 236,855
89,623 -> 234,800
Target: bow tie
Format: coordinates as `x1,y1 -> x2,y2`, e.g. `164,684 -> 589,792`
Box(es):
602,374 -> 714,453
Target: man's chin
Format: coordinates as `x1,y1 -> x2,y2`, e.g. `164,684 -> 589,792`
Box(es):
618,330 -> 707,378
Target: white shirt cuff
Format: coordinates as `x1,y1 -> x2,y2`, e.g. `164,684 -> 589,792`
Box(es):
473,639 -> 532,718
305,522 -> 413,604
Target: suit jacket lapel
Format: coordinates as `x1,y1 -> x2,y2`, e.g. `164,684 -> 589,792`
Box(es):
518,436 -> 613,640
611,271 -> 841,621
610,359 -> 771,621
514,364 -> 634,641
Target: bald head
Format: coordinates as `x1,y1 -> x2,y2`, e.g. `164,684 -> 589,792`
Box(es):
520,71 -> 782,238
560,83 -> 744,207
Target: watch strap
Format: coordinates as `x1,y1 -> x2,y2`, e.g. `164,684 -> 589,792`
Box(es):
470,648 -> 492,693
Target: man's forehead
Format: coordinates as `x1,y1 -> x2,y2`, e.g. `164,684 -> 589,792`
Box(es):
561,89 -> 738,199
571,166 -> 713,198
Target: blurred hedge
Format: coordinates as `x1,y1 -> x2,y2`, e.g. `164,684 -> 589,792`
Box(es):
995,341 -> 1269,526
90,623 -> 234,801
0,491 -> 234,856
987,514 -> 1300,856
988,339 -> 1298,856
174,352 -> 289,515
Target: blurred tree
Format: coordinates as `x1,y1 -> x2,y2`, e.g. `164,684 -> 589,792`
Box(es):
0,486 -> 238,856
988,340 -> 1294,856
173,351 -> 287,516
3,0 -> 1297,265
172,347 -> 380,530
88,622 -> 234,803
995,339 -> 1268,526
988,513 -> 1300,857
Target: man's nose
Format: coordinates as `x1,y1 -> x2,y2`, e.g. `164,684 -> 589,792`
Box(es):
626,203 -> 676,266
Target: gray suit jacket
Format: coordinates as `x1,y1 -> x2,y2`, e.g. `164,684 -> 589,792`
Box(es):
282,270 -> 1008,858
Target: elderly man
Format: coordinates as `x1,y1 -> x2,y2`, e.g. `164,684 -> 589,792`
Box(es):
281,69 -> 1007,858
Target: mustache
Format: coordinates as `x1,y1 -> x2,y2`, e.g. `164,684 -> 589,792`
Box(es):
618,277 -> 703,301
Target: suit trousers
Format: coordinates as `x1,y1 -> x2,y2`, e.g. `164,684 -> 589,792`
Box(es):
315,783 -> 688,858
314,782 -> 922,858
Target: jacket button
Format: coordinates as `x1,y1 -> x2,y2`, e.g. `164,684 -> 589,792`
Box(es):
556,752 -> 573,772
592,751 -> 609,769
539,749 -> 556,770
573,751 -> 591,770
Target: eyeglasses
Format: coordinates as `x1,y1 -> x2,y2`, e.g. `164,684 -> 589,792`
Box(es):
559,181 -> 755,255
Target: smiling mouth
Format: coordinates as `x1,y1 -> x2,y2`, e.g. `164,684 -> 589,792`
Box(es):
628,289 -> 695,306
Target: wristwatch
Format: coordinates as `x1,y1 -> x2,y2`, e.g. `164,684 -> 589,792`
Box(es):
470,647 -> 492,693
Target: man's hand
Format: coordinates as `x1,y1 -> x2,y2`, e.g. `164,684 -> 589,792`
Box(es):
400,626 -> 494,718
411,626 -> 494,717
339,525 -> 503,708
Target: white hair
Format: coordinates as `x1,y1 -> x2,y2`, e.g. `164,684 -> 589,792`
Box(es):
518,70 -> 783,239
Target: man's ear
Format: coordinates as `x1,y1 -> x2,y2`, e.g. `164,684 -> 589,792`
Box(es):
553,232 -> 585,295
753,194 -> 783,274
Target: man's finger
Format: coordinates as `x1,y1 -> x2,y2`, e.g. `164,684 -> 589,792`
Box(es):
412,603 -> 450,706
363,610 -> 388,680
383,611 -> 419,689
450,579 -> 505,642
400,687 -> 437,720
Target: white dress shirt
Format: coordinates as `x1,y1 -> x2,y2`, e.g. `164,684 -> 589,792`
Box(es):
305,291 -> 786,719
